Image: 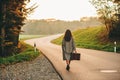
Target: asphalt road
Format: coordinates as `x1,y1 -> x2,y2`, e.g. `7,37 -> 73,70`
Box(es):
25,34 -> 120,80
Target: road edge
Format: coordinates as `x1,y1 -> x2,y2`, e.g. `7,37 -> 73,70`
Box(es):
40,51 -> 63,80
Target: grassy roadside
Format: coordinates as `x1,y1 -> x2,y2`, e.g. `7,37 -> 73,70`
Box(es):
0,35 -> 43,65
52,27 -> 120,53
19,35 -> 45,40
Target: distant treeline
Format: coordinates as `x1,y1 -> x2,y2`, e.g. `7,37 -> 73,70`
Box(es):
22,17 -> 102,35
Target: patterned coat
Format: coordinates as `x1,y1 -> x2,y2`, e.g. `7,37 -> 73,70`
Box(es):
62,38 -> 76,60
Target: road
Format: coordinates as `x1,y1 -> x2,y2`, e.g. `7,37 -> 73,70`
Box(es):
25,34 -> 120,80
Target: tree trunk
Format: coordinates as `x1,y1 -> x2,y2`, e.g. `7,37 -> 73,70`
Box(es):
0,27 -> 5,57
0,1 -> 6,57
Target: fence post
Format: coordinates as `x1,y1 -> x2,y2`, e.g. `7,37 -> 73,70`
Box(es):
34,42 -> 36,52
114,41 -> 116,53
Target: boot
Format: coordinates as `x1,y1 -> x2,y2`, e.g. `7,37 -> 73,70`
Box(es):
66,64 -> 70,71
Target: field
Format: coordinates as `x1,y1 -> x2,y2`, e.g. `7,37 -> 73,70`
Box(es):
19,35 -> 45,40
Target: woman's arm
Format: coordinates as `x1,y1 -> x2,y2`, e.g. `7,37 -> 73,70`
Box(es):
72,38 -> 77,53
62,39 -> 65,52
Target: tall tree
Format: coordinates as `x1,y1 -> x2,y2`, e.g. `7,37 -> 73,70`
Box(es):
0,0 -> 35,57
0,0 -> 6,57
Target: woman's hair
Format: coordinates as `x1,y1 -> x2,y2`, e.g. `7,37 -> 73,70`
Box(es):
64,29 -> 72,41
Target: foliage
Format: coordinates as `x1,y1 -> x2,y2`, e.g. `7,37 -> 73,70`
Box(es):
89,0 -> 120,39
52,27 -> 120,53
0,34 -> 44,65
0,42 -> 40,65
0,0 -> 36,57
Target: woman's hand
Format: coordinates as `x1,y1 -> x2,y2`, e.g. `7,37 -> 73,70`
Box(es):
74,50 -> 77,53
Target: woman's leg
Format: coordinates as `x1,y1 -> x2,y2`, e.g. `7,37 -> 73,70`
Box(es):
66,60 -> 70,71
65,53 -> 71,71
66,60 -> 70,65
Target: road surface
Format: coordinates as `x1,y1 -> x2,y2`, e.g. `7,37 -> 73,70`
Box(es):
25,34 -> 120,80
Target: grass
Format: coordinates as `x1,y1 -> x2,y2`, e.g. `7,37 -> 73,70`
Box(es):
19,35 -> 45,40
52,26 -> 120,53
0,42 -> 40,65
0,35 -> 44,65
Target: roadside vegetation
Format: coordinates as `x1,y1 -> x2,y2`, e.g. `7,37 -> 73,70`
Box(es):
19,35 -> 45,40
52,26 -> 120,53
0,35 -> 41,65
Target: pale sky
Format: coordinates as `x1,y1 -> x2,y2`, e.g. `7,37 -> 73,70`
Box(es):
27,0 -> 97,21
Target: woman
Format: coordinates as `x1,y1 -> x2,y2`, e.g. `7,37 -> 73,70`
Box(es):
62,29 -> 77,71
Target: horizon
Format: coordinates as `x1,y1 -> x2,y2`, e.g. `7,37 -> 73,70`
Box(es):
26,16 -> 99,22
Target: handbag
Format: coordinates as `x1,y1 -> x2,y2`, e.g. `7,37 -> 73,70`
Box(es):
71,53 -> 80,60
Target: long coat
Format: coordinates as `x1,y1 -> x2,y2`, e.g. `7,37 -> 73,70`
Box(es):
62,38 -> 76,60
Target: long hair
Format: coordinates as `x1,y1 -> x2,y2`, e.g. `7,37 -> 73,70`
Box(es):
64,29 -> 72,41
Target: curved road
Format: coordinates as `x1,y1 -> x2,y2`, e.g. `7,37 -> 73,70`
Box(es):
25,34 -> 120,80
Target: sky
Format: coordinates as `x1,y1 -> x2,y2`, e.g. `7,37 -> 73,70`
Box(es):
26,0 -> 97,21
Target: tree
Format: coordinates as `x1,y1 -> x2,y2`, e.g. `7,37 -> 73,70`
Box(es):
0,0 -> 35,57
90,0 -> 120,39
0,0 -> 6,57
109,0 -> 120,39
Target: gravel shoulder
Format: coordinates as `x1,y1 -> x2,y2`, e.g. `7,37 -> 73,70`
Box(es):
0,54 -> 62,80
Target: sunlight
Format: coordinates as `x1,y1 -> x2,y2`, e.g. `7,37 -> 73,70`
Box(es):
26,0 -> 97,21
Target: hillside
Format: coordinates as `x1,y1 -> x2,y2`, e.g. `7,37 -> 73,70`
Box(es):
52,27 -> 120,53
21,18 -> 102,35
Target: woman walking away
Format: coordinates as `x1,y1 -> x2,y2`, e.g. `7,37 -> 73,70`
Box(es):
62,29 -> 77,71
